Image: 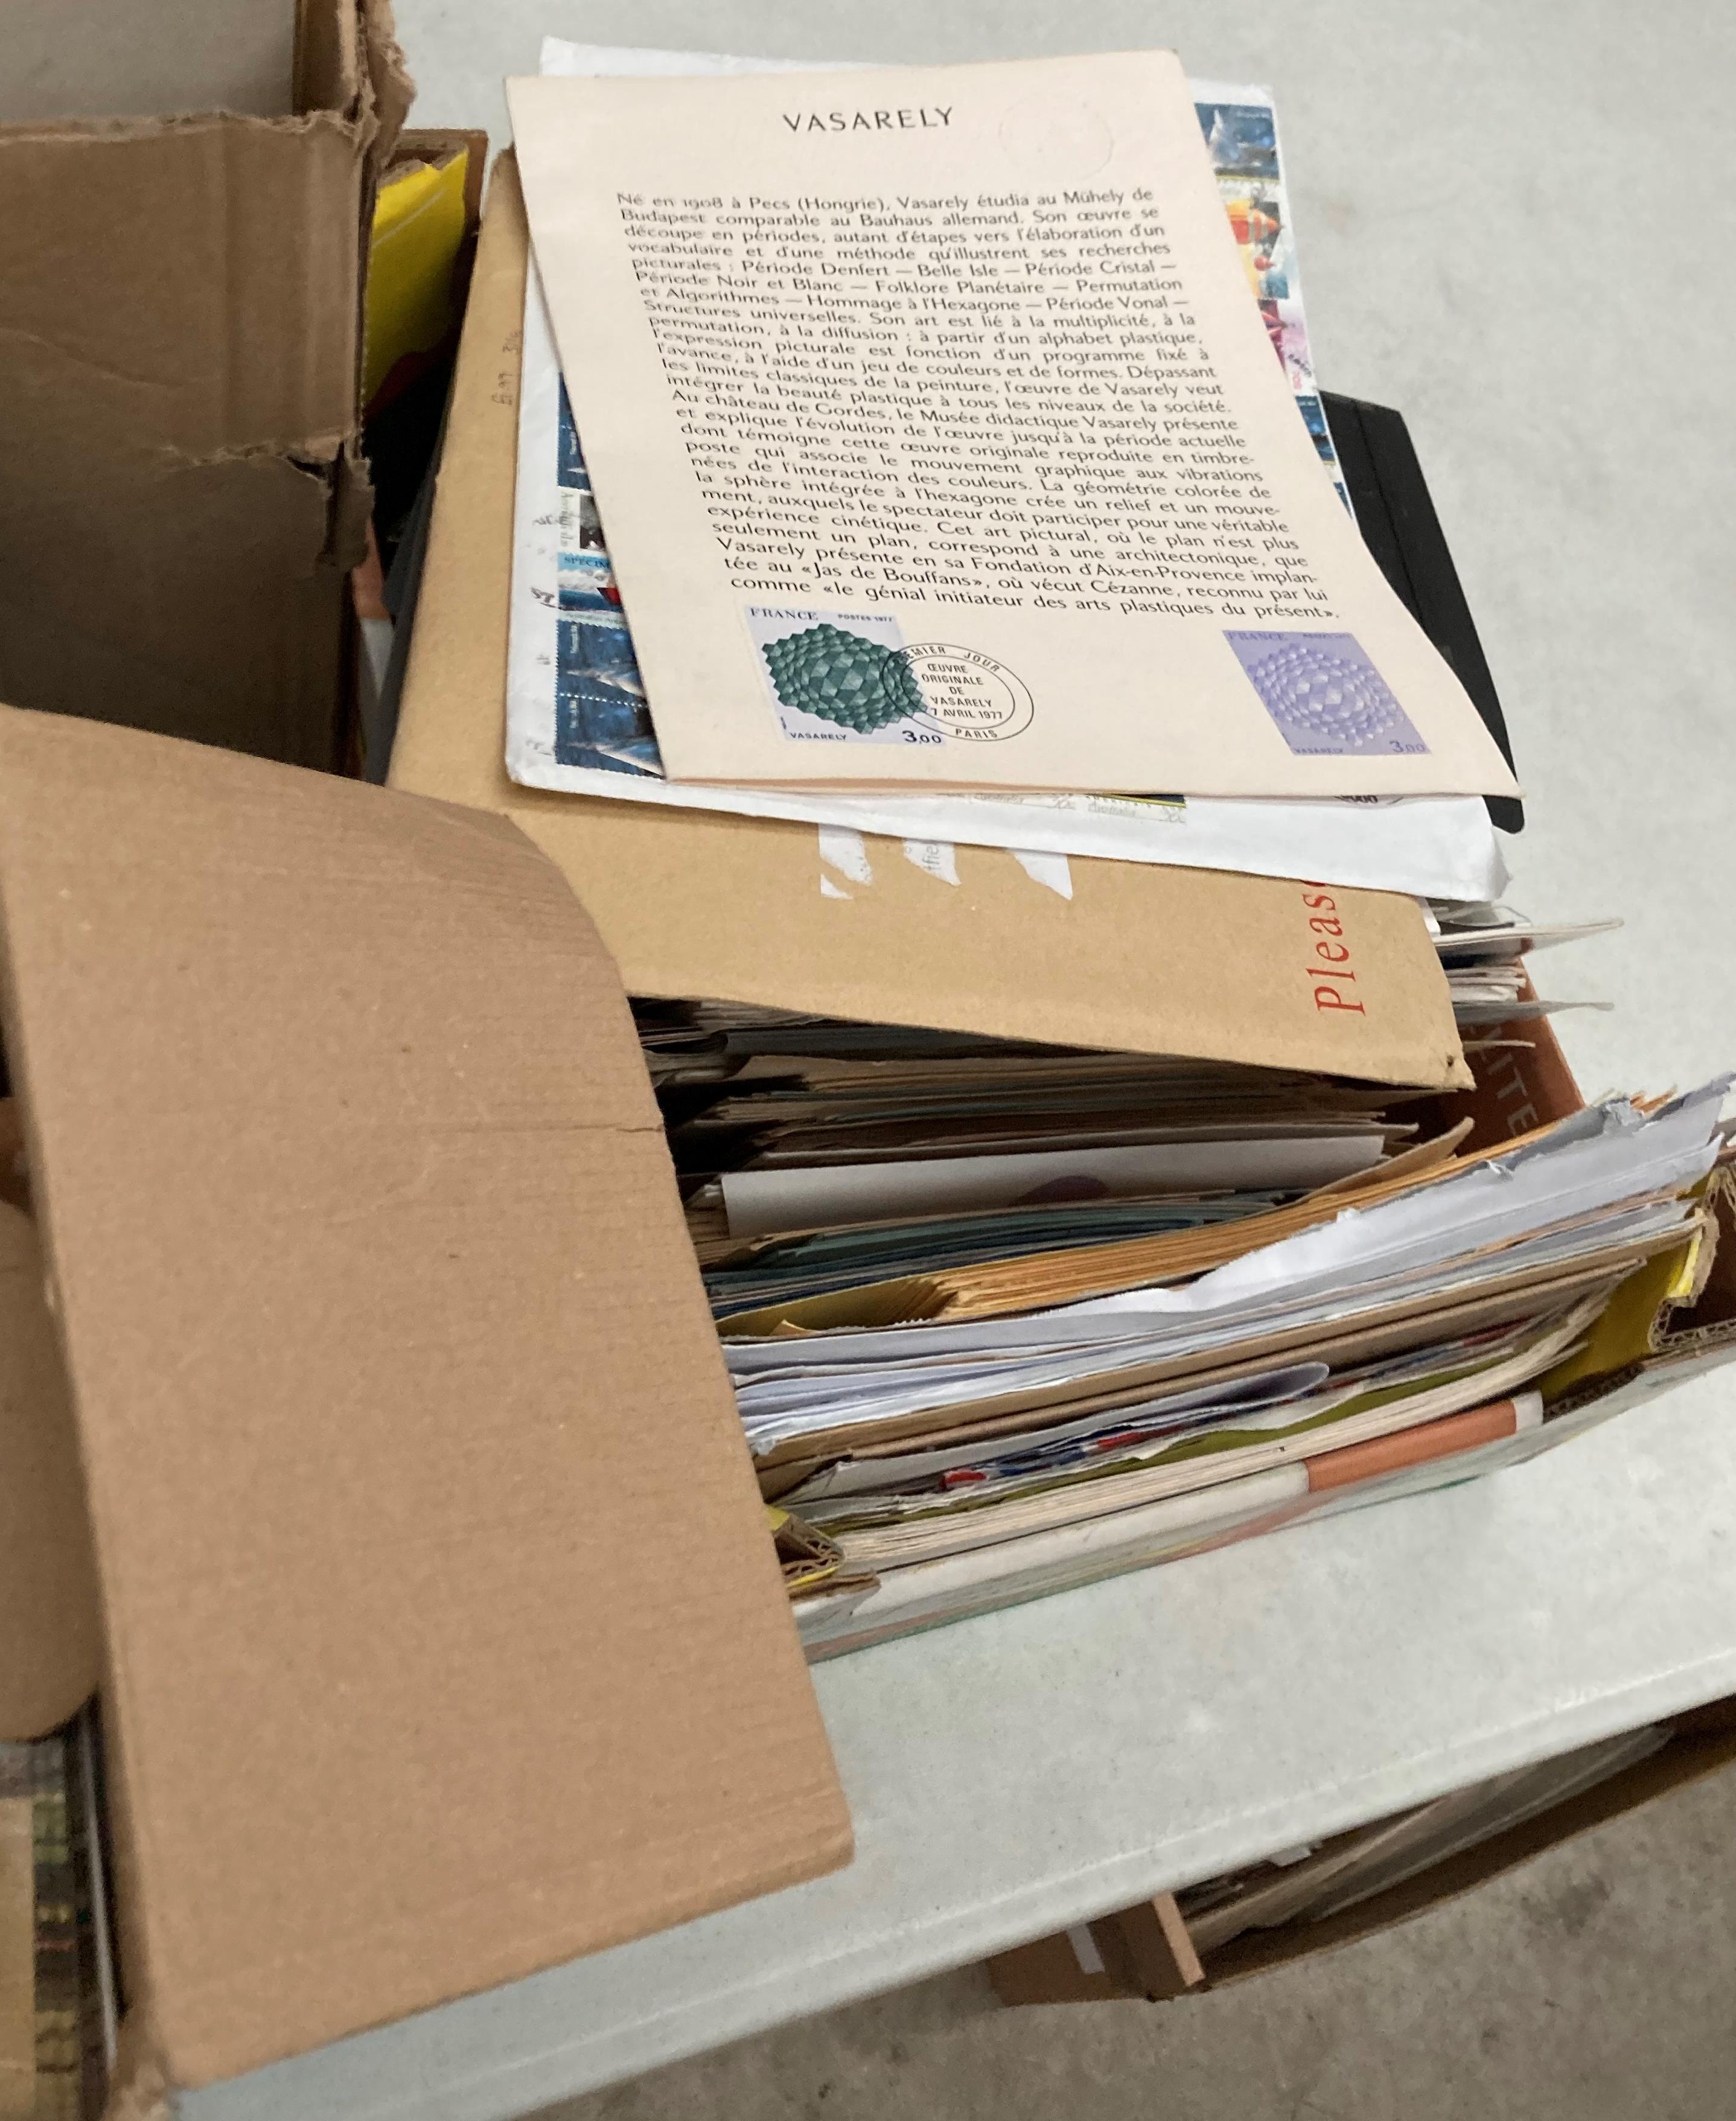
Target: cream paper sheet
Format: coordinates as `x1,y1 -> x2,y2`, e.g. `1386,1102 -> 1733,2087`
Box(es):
505,43 -> 1508,903
506,53 -> 1522,800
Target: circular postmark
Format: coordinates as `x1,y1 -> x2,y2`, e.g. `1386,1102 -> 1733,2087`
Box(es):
901,643 -> 1035,742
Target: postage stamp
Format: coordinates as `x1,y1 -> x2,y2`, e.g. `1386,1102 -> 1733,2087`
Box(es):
745,607 -> 1038,748
1223,630 -> 1429,758
745,606 -> 930,745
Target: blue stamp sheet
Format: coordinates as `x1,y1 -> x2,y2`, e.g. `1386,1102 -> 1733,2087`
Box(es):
1224,631 -> 1428,757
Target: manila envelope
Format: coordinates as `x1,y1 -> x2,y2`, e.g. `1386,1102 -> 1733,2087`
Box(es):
389,155 -> 1468,1094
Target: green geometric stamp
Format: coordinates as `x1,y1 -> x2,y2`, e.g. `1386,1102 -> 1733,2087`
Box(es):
760,622 -> 927,735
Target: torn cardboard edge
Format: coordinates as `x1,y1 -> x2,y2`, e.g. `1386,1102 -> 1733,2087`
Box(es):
0,1 -> 413,769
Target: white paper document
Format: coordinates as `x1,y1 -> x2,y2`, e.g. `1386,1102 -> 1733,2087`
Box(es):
730,1199 -> 1687,1456
721,1131 -> 1383,1237
504,42 -> 1508,900
723,1084 -> 1727,1408
508,51 -> 1522,800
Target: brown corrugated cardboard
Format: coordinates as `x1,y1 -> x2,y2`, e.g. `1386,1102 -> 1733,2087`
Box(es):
0,1198 -> 101,1744
389,157 -> 1469,1094
0,702 -> 850,2089
0,1 -> 410,768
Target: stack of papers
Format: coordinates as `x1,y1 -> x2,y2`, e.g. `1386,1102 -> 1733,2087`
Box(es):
502,41 -> 1514,902
1431,905 -> 1618,1033
461,40 -> 1722,1648
629,957 -> 1727,1644
715,1081 -> 1726,1648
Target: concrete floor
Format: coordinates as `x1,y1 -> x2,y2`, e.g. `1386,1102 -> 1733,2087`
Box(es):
392,0 -> 1736,2110
540,1758 -> 1736,2120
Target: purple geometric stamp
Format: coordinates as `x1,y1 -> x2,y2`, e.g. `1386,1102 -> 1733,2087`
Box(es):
1224,631 -> 1428,757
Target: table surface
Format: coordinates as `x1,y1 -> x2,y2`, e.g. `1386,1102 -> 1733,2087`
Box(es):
187,4 -> 1736,2114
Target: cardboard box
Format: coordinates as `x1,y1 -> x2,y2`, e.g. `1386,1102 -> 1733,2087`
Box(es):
1,115 -> 1722,2120
0,703 -> 850,2099
383,149 -> 1736,1651
388,156 -> 1469,1095
0,720 -> 1727,2116
0,1 -> 412,769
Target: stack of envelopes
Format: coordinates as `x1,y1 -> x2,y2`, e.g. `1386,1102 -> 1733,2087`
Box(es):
696,1069 -> 1723,1645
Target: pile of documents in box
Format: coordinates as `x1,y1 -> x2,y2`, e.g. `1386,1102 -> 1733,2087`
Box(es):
386,42 -> 1736,1663
5,31 -> 1736,2111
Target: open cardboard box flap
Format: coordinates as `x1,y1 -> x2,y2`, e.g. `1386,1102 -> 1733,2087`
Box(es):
0,703 -> 850,2091
389,156 -> 1469,1096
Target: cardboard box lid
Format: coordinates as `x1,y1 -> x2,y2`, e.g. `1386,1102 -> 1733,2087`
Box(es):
389,157 -> 1469,1096
0,703 -> 850,2088
0,0 -> 401,477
